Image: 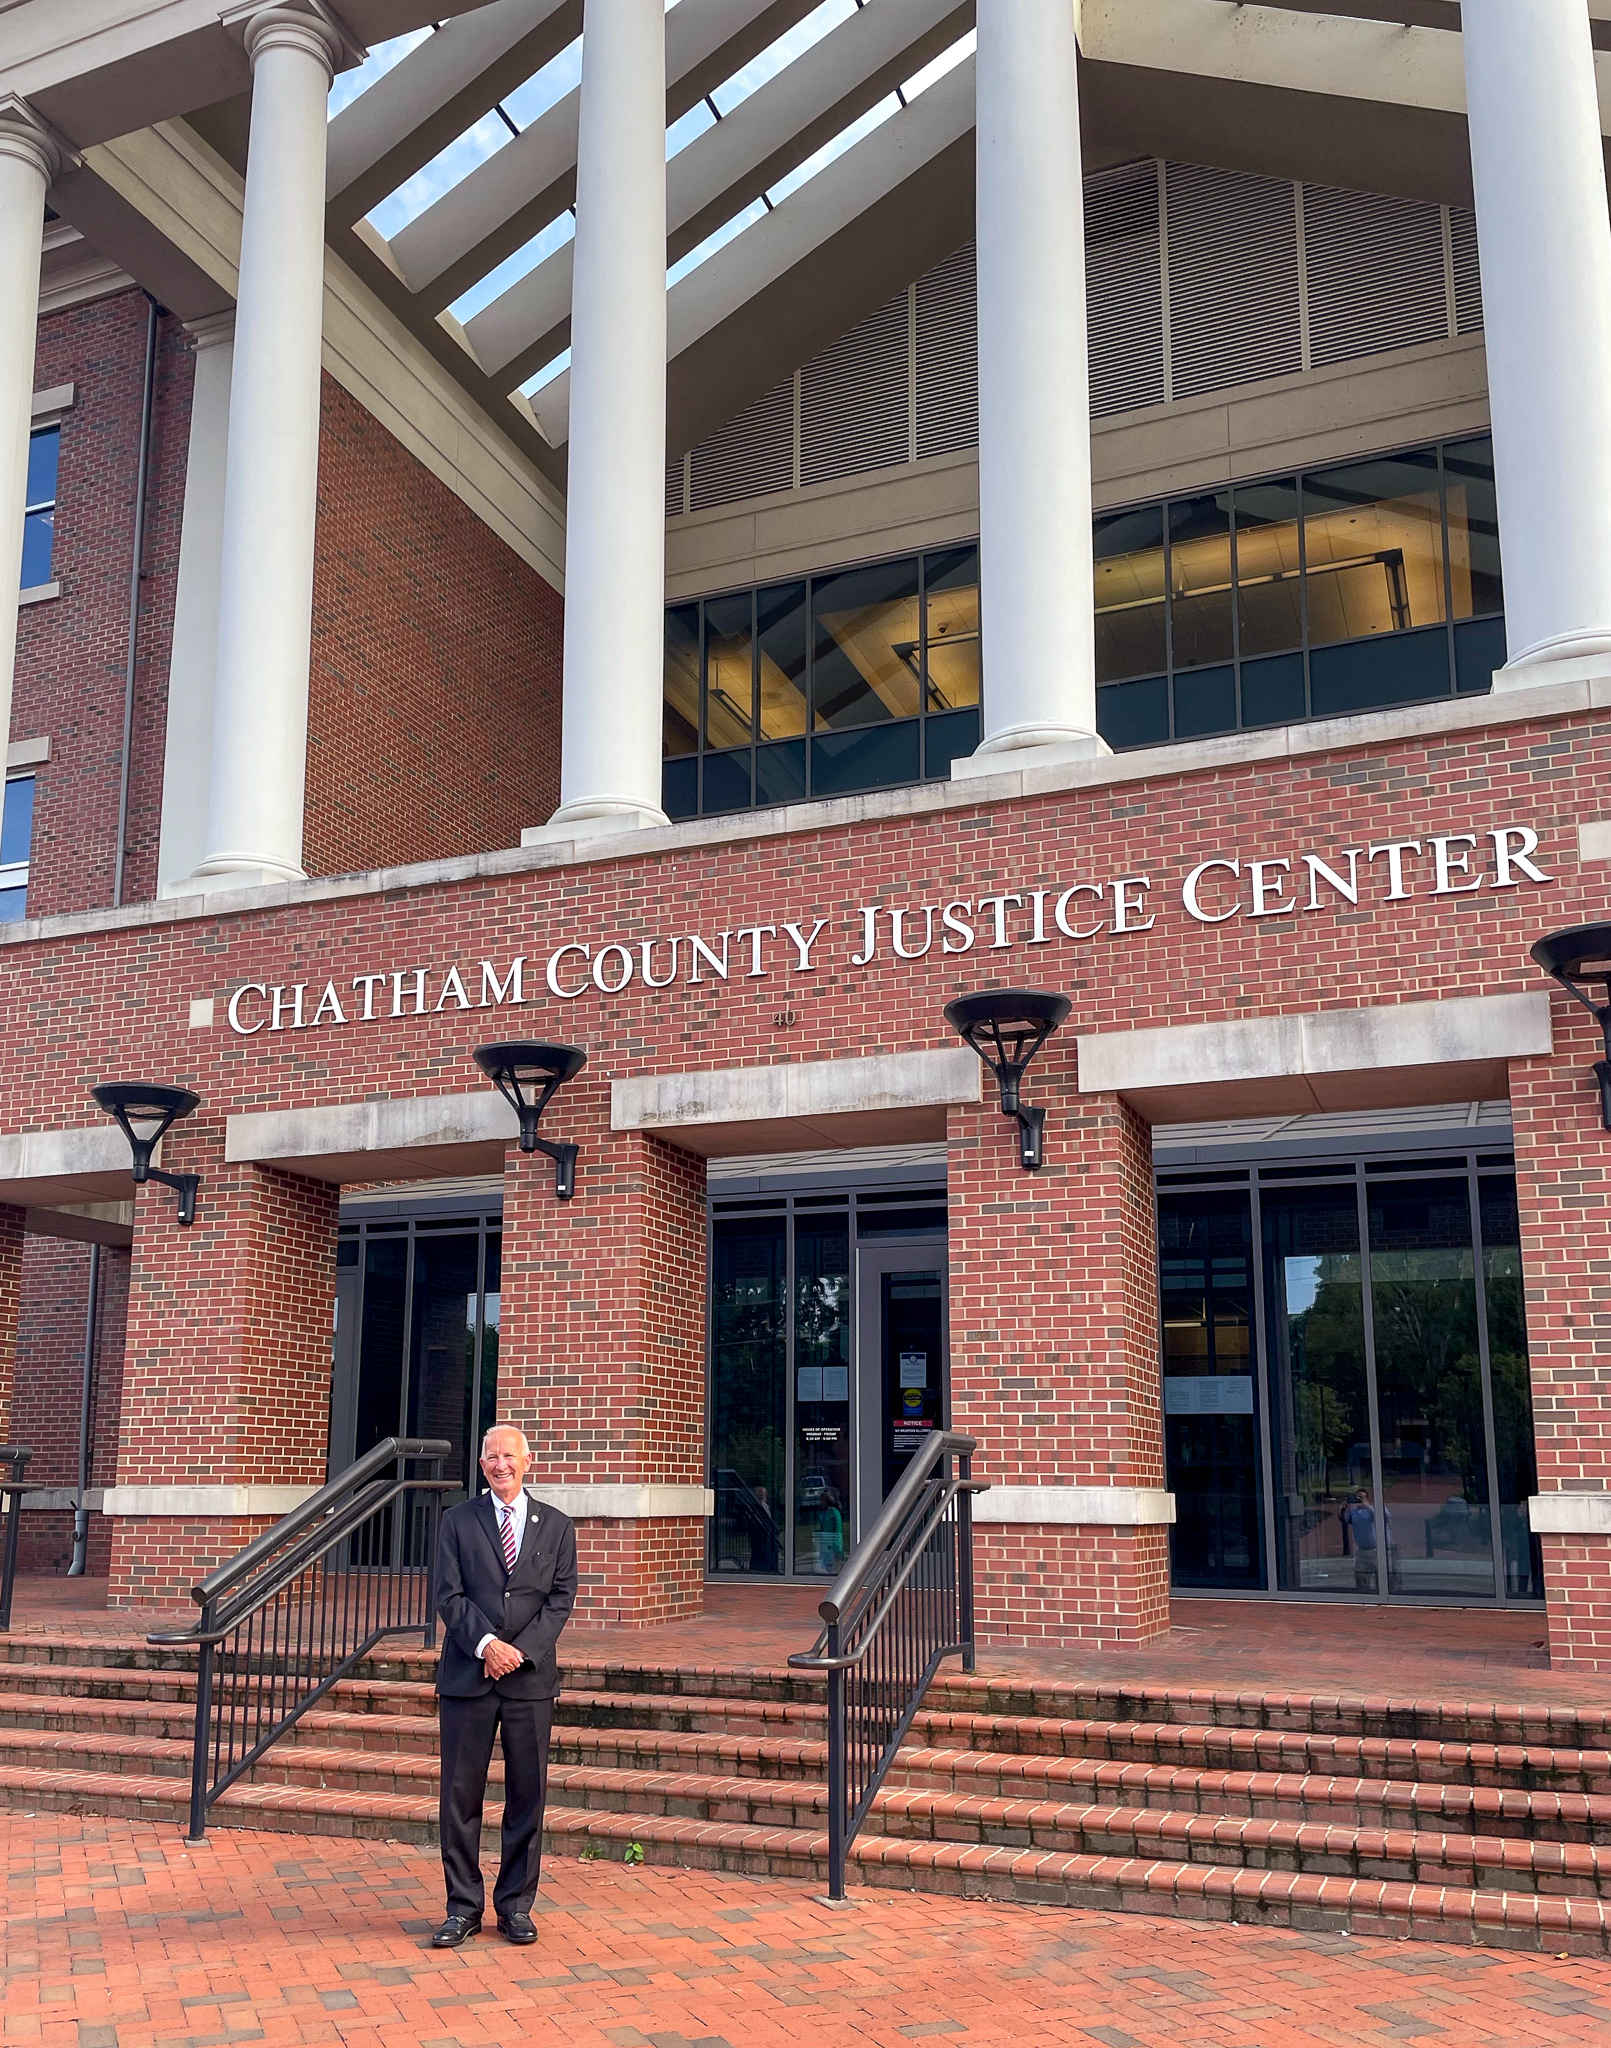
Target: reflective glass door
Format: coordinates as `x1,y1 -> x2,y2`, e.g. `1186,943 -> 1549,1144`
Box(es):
332,1211 -> 503,1508
854,1242 -> 948,1536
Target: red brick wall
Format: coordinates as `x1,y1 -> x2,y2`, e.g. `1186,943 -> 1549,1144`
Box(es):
10,1237 -> 130,1575
13,290 -> 192,916
0,703 -> 1607,1639
501,1121 -> 706,1627
304,374 -> 563,878
950,1080 -> 1169,1645
0,1205 -> 22,1444
109,1125 -> 339,1605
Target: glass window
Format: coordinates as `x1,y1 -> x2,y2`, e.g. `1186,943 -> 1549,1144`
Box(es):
1160,1192 -> 1265,1590
1168,494 -> 1235,669
1303,451 -> 1446,647
757,581 -> 807,739
703,591 -> 754,748
1480,1176 -> 1542,1601
22,426 -> 57,590
709,1218 -> 786,1576
923,546 -> 980,710
1444,436 -> 1503,620
1094,506 -> 1167,683
663,606 -> 700,758
0,775 -> 34,924
811,559 -> 921,730
794,1217 -> 850,1577
1233,479 -> 1303,657
1367,1177 -> 1496,1601
1263,1184 -> 1372,1597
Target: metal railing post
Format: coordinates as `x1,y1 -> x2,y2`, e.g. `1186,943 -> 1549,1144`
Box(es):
186,1624 -> 216,1843
957,1450 -> 977,1675
825,1621 -> 846,1901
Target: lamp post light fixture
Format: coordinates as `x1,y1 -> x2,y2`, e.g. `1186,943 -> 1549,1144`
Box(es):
1531,922 -> 1611,1130
91,1083 -> 202,1226
944,988 -> 1072,1171
473,1041 -> 588,1199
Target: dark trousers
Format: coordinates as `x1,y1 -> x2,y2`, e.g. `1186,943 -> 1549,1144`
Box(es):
438,1690 -> 554,1919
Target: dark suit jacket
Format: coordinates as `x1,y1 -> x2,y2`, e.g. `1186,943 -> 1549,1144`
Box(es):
432,1490 -> 577,1700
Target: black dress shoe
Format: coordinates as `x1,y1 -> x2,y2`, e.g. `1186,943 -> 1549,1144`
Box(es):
431,1913 -> 482,1948
496,1912 -> 537,1945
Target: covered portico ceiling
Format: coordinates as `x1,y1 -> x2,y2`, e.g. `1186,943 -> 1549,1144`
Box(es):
17,0 -> 1611,492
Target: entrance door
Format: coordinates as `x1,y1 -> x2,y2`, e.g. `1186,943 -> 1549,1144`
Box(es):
330,1213 -> 503,1513
854,1241 -> 949,1536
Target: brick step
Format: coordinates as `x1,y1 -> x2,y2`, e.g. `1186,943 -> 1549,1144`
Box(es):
8,1713 -> 1611,1869
0,1758 -> 1605,1953
9,1663 -> 1606,1804
9,1632 -> 1609,1756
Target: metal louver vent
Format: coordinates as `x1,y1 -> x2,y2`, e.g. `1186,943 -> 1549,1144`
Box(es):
800,289 -> 910,488
1087,161 -> 1164,416
1450,204 -> 1484,335
1166,161 -> 1302,400
1304,184 -> 1449,367
915,243 -> 978,460
665,454 -> 686,519
688,376 -> 794,512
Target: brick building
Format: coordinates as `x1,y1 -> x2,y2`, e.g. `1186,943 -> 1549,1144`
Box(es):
4,0 -> 1611,1669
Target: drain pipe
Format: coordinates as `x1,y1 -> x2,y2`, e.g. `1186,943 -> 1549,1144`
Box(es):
112,293 -> 159,910
67,1243 -> 100,1575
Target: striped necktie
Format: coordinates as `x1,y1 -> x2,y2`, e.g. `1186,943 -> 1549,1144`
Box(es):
500,1503 -> 518,1573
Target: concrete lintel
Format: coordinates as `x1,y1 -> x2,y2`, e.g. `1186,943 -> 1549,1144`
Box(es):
531,1484 -> 715,1520
100,1484 -> 322,1518
972,1486 -> 1177,1528
15,1488 -> 105,1513
6,736 -> 51,771
1077,993 -> 1552,1123
1527,1492 -> 1611,1536
0,1124 -> 135,1211
610,1049 -> 981,1158
24,1200 -> 135,1247
226,1091 -> 519,1184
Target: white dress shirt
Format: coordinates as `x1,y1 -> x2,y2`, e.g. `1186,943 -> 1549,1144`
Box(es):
474,1489 -> 532,1658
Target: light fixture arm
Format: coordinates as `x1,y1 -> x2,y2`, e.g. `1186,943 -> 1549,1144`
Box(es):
943,990 -> 1071,1172
1531,925 -> 1611,1132
92,1084 -> 202,1226
474,1042 -> 587,1200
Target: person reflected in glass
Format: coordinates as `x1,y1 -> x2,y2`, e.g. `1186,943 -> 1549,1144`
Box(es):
1340,1487 -> 1395,1593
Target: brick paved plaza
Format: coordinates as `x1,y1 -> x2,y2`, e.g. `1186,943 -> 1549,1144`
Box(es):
3,1814 -> 1610,2048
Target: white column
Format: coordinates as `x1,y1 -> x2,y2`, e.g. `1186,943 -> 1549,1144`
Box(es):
535,0 -> 668,837
0,103 -> 61,766
189,10 -> 338,890
1463,0 -> 1611,680
158,314 -> 234,893
965,0 -> 1103,766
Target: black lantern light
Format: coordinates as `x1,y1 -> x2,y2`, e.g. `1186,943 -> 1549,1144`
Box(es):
473,1041 -> 587,1199
1531,923 -> 1611,1130
91,1082 -> 202,1226
944,989 -> 1071,1171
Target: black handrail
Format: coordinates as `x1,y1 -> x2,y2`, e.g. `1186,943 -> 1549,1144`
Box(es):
789,1432 -> 986,1899
149,1436 -> 455,1841
0,1447 -> 41,1633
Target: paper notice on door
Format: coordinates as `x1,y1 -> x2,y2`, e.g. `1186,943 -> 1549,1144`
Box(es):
898,1351 -> 927,1388
797,1367 -> 822,1401
822,1366 -> 849,1402
1163,1375 -> 1254,1415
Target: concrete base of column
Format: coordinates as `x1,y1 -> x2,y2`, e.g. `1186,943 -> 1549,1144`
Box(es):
165,859 -> 308,898
522,806 -> 669,847
973,1525 -> 1172,1651
1491,647 -> 1611,693
567,1515 -> 705,1630
951,728 -> 1111,783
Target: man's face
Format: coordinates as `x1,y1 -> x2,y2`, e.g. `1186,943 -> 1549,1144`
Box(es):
480,1432 -> 532,1502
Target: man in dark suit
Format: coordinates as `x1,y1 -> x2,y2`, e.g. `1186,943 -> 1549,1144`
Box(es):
430,1424 -> 577,1948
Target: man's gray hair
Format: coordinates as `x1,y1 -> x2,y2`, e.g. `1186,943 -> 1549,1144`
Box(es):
481,1424 -> 531,1458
